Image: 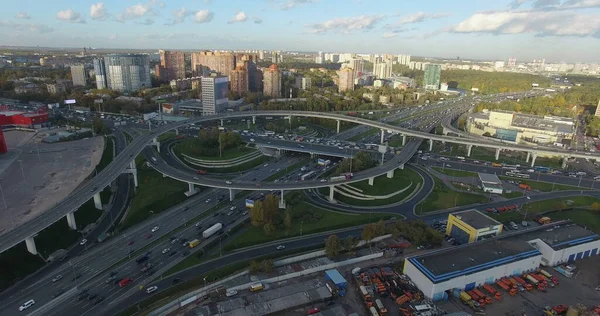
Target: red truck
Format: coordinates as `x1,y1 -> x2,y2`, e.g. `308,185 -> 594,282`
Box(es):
118,278 -> 133,287
196,170 -> 207,175
519,183 -> 532,190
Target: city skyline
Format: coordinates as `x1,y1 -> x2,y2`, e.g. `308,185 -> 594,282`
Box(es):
1,0 -> 600,63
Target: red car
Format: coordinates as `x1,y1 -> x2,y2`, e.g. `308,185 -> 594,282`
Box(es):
118,278 -> 133,287
146,234 -> 153,239
128,240 -> 135,246
307,308 -> 320,315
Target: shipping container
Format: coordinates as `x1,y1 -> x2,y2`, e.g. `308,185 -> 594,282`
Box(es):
202,223 -> 223,238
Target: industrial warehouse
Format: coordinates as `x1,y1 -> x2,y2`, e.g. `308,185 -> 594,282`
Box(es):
404,221 -> 600,301
445,209 -> 503,244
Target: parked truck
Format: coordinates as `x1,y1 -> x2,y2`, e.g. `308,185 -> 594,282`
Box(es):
525,274 -> 539,285
519,183 -> 532,190
202,223 -> 223,239
483,284 -> 502,300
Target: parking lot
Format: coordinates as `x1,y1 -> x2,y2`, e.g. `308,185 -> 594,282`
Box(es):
438,255 -> 600,315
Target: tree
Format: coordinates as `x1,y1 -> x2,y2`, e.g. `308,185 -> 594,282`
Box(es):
262,194 -> 279,224
324,235 -> 342,258
591,202 -> 600,212
263,221 -> 276,235
374,220 -> 386,236
250,201 -> 265,227
343,236 -> 357,252
260,259 -> 274,273
249,260 -> 261,273
361,223 -> 378,245
283,208 -> 292,235
92,117 -> 110,135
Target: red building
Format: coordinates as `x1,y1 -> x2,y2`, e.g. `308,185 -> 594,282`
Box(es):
0,129 -> 6,153
0,111 -> 49,128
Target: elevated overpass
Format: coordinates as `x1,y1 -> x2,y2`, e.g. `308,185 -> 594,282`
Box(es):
3,104 -> 596,255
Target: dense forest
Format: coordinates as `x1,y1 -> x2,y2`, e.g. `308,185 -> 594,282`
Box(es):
441,70 -> 551,94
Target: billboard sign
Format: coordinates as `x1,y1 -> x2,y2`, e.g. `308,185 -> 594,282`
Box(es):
245,199 -> 254,208
318,158 -> 325,166
64,99 -> 76,105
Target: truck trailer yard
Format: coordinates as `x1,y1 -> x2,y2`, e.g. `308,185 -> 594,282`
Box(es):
438,255 -> 600,316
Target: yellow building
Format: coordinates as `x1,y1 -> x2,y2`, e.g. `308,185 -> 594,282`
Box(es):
446,209 -> 503,244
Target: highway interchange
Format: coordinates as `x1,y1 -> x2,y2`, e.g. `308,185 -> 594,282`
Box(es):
3,90 -> 600,315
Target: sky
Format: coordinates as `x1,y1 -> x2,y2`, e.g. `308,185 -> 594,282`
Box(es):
1,0 -> 600,63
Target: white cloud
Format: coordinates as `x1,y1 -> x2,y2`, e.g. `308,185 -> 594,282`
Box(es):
449,10 -> 600,37
228,12 -> 248,23
561,0 -> 600,8
382,32 -> 398,38
306,15 -> 382,34
166,7 -> 194,25
509,0 -> 530,8
0,21 -> 53,33
15,12 -> 31,20
194,10 -> 214,23
56,9 -> 86,24
281,0 -> 319,10
508,0 -> 600,9
396,12 -> 451,25
91,3 -> 107,20
116,1 -> 158,22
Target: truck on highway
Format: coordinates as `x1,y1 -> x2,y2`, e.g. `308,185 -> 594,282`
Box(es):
202,223 -> 223,239
301,171 -> 316,181
189,239 -> 201,248
519,183 -> 532,190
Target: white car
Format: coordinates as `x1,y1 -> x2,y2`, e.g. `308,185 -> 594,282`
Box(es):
276,245 -> 285,250
18,300 -> 35,312
205,198 -> 211,203
320,179 -> 327,183
162,248 -> 171,254
79,239 -> 87,246
226,289 -> 238,297
227,211 -> 234,216
226,181 -> 232,185
151,226 -> 160,233
146,286 -> 158,294
52,274 -> 63,282
230,206 -> 236,211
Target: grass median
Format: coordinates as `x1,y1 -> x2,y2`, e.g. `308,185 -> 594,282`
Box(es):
174,139 -> 255,161
224,200 -> 392,251
499,176 -> 583,192
432,167 -> 477,178
549,209 -> 600,233
318,168 -> 422,207
416,176 -> 488,214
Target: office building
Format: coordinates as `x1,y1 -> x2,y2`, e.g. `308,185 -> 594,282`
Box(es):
404,221 -> 600,301
230,65 -> 249,95
316,51 -> 324,64
156,50 -> 185,82
397,54 -> 411,66
104,54 -> 151,93
263,64 -> 281,97
337,68 -> 354,92
508,57 -> 517,68
295,76 -> 311,90
258,50 -> 265,60
348,59 -> 364,78
93,58 -> 108,89
271,52 -> 281,64
70,65 -> 87,86
191,51 -> 235,78
373,60 -> 392,79
201,74 -> 229,115
170,77 -> 202,91
423,64 -> 441,90
46,83 -> 67,94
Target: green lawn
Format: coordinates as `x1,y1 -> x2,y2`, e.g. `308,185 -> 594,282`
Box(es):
416,177 -> 489,214
157,133 -> 176,142
175,139 -> 256,161
348,128 -> 379,141
320,168 -> 423,207
203,155 -> 272,173
432,167 -> 477,178
224,201 -> 392,251
503,191 -> 524,198
522,196 -> 600,214
499,176 -> 582,192
549,209 -> 600,233
118,161 -> 189,230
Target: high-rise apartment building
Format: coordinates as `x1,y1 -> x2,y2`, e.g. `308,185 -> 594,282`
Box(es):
156,50 -> 185,82
263,64 -> 281,98
373,60 -> 392,79
271,52 -> 281,64
191,51 -> 235,78
349,59 -> 365,78
70,65 -> 87,86
397,54 -> 411,66
201,74 -> 229,115
93,58 -> 108,89
316,51 -> 324,64
423,64 -> 441,90
258,50 -> 265,60
508,57 -> 517,68
104,54 -> 152,93
337,68 -> 354,93
230,65 -> 249,95
295,76 -> 312,90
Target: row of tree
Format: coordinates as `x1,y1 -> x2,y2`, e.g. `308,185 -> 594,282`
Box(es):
175,128 -> 243,157
336,151 -> 374,174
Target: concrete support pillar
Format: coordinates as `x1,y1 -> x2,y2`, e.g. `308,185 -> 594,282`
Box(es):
466,145 -> 473,157
495,148 -> 500,160
398,163 -> 404,170
402,134 -> 407,146
562,157 -> 568,169
125,160 -> 139,187
387,169 -> 395,179
368,177 -> 374,186
132,169 -> 138,187
530,153 -> 537,167
336,120 -> 340,134
152,137 -> 160,153
252,116 -> 256,124
428,139 -> 433,151
175,128 -> 179,136
328,186 -> 335,203
247,120 -> 250,129
288,115 -> 292,125
380,129 -> 385,144
25,237 -> 37,255
185,182 -> 198,197
229,188 -> 234,202
279,190 -> 286,209
526,152 -> 530,163
93,192 -> 102,210
66,211 -> 77,230
220,119 -> 224,127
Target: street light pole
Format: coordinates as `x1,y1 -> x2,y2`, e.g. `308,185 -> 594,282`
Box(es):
18,160 -> 25,181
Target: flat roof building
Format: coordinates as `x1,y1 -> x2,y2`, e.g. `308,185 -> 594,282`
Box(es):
404,221 -> 600,301
446,209 -> 503,244
478,172 -> 503,194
